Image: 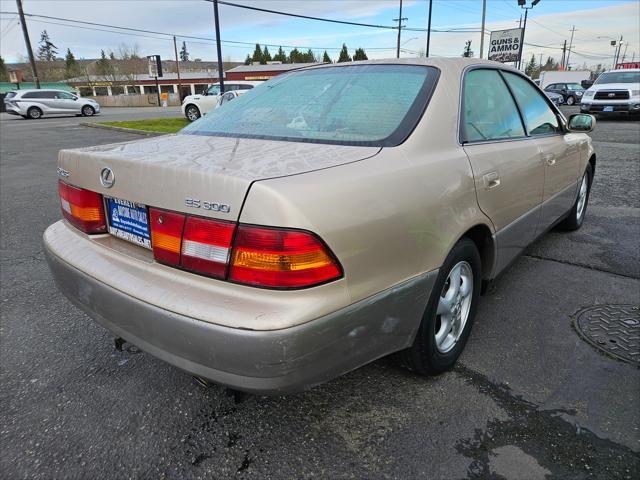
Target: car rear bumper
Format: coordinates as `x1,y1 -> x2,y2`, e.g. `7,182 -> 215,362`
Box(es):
4,105 -> 22,115
44,222 -> 436,394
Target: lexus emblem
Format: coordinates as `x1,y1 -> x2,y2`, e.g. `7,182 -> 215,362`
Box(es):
607,92 -> 616,98
100,167 -> 115,188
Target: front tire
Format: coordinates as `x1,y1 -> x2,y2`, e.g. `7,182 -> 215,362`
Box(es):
185,104 -> 201,122
397,238 -> 481,375
27,107 -> 42,119
559,164 -> 592,231
566,96 -> 576,106
82,105 -> 95,117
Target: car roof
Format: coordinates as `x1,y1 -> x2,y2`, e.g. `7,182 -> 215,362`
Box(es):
293,57 -> 521,75
12,89 -> 69,93
603,68 -> 640,73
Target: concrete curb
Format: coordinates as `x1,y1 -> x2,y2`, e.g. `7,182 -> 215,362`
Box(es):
80,122 -> 166,136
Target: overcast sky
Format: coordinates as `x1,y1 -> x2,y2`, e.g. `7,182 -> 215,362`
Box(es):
1,0 -> 638,69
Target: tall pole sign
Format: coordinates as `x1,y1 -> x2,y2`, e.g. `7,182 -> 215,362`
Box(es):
147,55 -> 163,106
213,0 -> 225,93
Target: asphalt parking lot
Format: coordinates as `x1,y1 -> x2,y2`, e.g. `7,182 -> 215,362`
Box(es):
1,107 -> 639,479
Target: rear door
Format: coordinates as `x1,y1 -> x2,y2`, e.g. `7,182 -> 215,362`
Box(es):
461,68 -> 545,274
502,72 -> 580,230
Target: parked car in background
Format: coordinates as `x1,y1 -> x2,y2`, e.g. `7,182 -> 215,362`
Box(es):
544,82 -> 584,105
181,81 -> 261,121
544,90 -> 564,106
3,90 -> 100,119
45,59 -> 596,394
580,68 -> 640,117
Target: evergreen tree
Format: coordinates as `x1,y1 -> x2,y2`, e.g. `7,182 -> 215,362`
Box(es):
180,41 -> 189,62
64,48 -> 79,79
37,30 -> 58,61
96,49 -> 112,77
252,43 -> 263,64
288,48 -> 302,63
337,44 -> 351,63
525,54 -> 537,78
303,49 -> 316,63
273,46 -> 287,63
353,48 -> 368,61
244,54 -> 252,65
462,40 -> 473,58
262,46 -> 272,64
0,56 -> 8,82
322,50 -> 332,63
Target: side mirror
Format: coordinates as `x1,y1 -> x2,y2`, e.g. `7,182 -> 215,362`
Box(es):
201,91 -> 208,96
568,113 -> 596,133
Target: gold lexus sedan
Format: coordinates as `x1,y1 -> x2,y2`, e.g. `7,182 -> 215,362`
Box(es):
44,59 -> 596,394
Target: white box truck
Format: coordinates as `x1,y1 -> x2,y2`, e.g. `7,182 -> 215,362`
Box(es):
537,70 -> 591,89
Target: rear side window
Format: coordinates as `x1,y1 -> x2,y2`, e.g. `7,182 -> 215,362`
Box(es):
5,92 -> 16,99
238,84 -> 253,90
22,91 -> 55,99
462,69 -> 525,143
502,72 -> 560,136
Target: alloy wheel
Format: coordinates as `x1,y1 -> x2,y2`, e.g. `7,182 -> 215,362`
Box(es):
435,261 -> 473,353
576,172 -> 588,221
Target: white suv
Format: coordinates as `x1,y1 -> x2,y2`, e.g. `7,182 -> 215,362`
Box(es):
4,89 -> 101,119
181,81 -> 261,121
580,68 -> 640,117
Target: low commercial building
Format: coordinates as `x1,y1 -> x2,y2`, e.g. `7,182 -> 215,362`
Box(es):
66,71 -> 226,98
225,63 -> 323,81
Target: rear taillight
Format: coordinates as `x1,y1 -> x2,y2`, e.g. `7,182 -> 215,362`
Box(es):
58,180 -> 106,234
229,225 -> 342,288
149,208 -> 185,265
149,209 -> 342,289
181,216 -> 235,278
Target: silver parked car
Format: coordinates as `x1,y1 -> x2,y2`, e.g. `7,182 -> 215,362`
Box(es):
4,89 -> 101,119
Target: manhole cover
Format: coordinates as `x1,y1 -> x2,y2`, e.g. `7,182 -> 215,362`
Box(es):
574,305 -> 640,365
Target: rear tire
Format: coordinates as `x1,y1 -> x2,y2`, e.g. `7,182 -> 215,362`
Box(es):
82,105 -> 95,117
185,104 -> 201,121
559,164 -> 592,231
396,238 -> 481,375
27,107 -> 42,119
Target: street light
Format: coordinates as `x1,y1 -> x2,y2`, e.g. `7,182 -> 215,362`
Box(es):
517,0 -> 542,69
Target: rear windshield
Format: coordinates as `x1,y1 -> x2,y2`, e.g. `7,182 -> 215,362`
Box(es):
5,92 -> 16,99
181,64 -> 439,147
595,71 -> 640,84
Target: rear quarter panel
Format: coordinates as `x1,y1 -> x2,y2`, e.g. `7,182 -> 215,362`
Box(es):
240,63 -> 494,304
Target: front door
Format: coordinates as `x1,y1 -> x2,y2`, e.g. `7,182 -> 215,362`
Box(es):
501,72 -> 581,230
461,69 -> 545,275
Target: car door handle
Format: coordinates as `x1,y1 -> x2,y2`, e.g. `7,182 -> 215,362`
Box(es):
483,172 -> 501,190
543,153 -> 556,166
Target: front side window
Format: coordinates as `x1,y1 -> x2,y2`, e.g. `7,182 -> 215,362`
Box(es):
55,91 -> 76,100
206,85 -> 220,95
462,69 -> 525,143
566,83 -> 583,90
502,72 -> 560,136
182,64 -> 439,147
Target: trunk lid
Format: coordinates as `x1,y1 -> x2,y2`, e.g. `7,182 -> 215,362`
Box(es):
58,133 -> 379,221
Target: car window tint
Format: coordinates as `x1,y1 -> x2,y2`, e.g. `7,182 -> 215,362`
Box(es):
462,69 -> 525,142
207,85 -> 220,95
502,72 -> 560,136
239,84 -> 253,90
56,91 -> 75,99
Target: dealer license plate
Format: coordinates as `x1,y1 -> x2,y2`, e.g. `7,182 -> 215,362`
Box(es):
106,197 -> 151,249
603,106 -> 614,112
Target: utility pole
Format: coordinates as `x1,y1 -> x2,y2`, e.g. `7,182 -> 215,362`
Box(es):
561,40 -> 567,69
517,1 -> 541,70
16,0 -> 39,88
425,0 -> 433,58
394,0 -> 407,59
565,25 -> 576,70
479,0 -> 487,59
613,36 -> 623,67
620,43 -> 628,64
212,0 -> 225,93
173,36 -> 183,101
